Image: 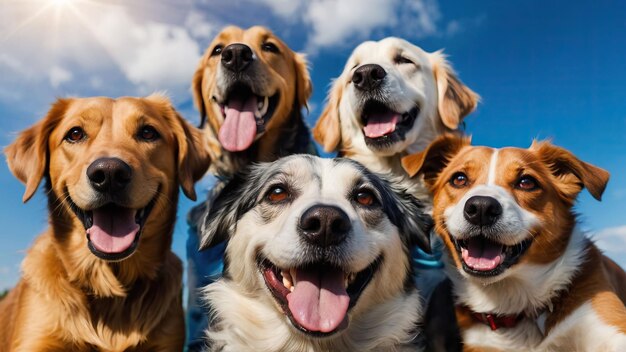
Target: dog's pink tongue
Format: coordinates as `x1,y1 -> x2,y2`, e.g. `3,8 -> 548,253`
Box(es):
287,267 -> 349,333
87,207 -> 139,254
462,238 -> 503,271
219,95 -> 258,152
363,111 -> 399,138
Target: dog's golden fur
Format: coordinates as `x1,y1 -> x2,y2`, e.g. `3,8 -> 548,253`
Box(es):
192,25 -> 312,176
0,95 -> 210,351
313,38 -> 479,178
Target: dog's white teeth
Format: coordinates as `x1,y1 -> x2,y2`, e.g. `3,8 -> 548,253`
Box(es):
290,268 -> 297,286
280,270 -> 294,291
256,96 -> 269,118
345,273 -> 356,287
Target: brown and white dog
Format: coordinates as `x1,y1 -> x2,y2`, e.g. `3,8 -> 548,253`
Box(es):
0,95 -> 210,351
192,25 -> 313,176
313,37 -> 478,186
402,135 -> 626,351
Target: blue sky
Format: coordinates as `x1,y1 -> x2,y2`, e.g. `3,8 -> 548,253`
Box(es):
1,0 -> 625,291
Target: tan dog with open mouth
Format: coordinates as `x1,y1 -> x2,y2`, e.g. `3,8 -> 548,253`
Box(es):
192,25 -> 313,176
313,37 -> 479,186
0,95 -> 209,351
402,135 -> 626,351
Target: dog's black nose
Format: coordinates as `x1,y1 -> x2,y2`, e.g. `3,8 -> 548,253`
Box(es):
87,158 -> 132,193
221,43 -> 253,73
352,64 -> 387,91
463,196 -> 503,227
299,205 -> 351,247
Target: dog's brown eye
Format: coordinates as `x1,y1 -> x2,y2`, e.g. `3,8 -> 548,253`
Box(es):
138,126 -> 160,141
261,42 -> 279,53
450,172 -> 469,188
211,45 -> 223,56
355,190 -> 377,206
394,55 -> 414,65
517,175 -> 539,191
64,126 -> 86,143
267,186 -> 289,202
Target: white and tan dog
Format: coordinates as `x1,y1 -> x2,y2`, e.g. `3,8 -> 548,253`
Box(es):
200,155 -> 431,351
313,37 -> 479,183
402,135 -> 626,351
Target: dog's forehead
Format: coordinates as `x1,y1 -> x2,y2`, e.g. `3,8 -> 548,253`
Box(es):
445,146 -> 545,187
350,37 -> 430,64
63,97 -> 114,118
212,26 -> 278,47
269,156 -> 365,188
55,97 -> 173,139
211,26 -> 245,44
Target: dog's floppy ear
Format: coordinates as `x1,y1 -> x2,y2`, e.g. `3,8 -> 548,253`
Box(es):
401,134 -> 470,188
431,51 -> 480,130
313,80 -> 343,152
294,52 -> 312,110
5,99 -> 70,202
148,94 -> 211,201
200,171 -> 255,249
192,56 -> 207,128
378,176 -> 432,253
530,141 -> 609,202
174,113 -> 211,201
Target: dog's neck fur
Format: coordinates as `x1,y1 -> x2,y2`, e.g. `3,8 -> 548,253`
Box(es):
208,107 -> 312,178
12,184 -> 183,350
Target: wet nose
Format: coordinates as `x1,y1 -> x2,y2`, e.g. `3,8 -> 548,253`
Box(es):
299,205 -> 352,247
352,64 -> 387,91
221,43 -> 254,73
87,157 -> 132,193
463,196 -> 503,227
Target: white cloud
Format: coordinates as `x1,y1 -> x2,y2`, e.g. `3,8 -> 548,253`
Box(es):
87,7 -> 201,93
184,12 -> 216,40
258,0 -> 443,52
305,0 -> 397,49
593,225 -> 626,269
49,66 -> 73,88
595,225 -> 626,253
257,0 -> 306,18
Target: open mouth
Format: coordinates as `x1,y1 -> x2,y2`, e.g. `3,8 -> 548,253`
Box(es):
360,99 -> 419,148
214,83 -> 279,152
452,235 -> 532,277
258,256 -> 381,337
67,194 -> 158,261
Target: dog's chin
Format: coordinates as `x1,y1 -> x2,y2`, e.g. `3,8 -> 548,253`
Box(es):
257,255 -> 382,338
359,99 -> 419,153
66,191 -> 159,262
450,233 -> 532,278
212,83 -> 279,152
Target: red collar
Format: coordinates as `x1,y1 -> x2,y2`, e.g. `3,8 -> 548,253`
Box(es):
458,305 -> 524,331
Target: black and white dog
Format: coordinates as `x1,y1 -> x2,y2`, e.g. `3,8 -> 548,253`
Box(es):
199,155 -> 431,351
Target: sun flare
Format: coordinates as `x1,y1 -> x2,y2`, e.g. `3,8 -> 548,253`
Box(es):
50,0 -> 74,7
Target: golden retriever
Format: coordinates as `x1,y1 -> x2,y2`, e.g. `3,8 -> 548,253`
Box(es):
0,94 -> 210,351
313,37 -> 478,186
192,25 -> 313,176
